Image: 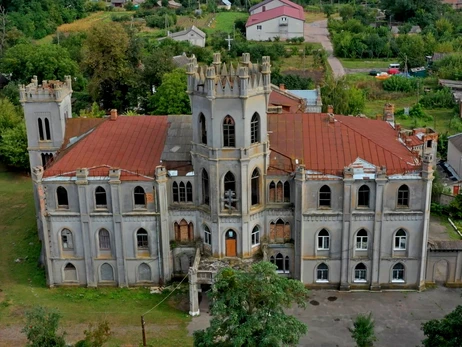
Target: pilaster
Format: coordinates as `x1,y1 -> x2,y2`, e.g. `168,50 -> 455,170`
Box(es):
156,166 -> 172,282
294,165 -> 306,282
340,167 -> 354,291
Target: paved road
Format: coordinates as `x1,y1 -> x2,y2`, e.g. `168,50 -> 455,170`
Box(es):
304,19 -> 345,78
188,286 -> 462,347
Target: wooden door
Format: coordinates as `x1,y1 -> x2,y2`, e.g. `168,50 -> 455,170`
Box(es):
225,230 -> 237,257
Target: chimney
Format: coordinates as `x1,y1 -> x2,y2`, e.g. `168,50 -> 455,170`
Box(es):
405,138 -> 412,146
376,114 -> 383,120
328,113 -> 335,123
279,84 -> 285,90
110,109 -> 118,121
327,105 -> 334,114
395,123 -> 401,132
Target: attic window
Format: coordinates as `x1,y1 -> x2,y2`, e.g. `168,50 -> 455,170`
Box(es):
426,140 -> 432,148
281,17 -> 287,21
257,25 -> 262,30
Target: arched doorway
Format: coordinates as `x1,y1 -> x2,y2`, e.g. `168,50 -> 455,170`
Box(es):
433,260 -> 449,285
225,230 -> 237,257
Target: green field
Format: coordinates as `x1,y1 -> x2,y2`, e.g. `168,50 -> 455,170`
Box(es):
0,170 -> 191,346
212,11 -> 248,32
340,58 -> 399,69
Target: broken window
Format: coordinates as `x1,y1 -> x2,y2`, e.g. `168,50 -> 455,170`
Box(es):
134,186 -> 146,207
223,115 -> 235,147
57,186 -> 69,208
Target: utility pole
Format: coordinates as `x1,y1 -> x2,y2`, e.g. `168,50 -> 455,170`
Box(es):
141,316 -> 147,346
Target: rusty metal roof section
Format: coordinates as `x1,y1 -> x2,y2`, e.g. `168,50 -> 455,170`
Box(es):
44,116 -> 169,180
267,113 -> 420,175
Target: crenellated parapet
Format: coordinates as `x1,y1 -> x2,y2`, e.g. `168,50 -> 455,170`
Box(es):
19,75 -> 73,103
186,52 -> 271,99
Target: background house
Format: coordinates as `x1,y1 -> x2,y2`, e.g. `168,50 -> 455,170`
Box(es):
246,0 -> 305,41
163,26 -> 206,47
448,133 -> 462,181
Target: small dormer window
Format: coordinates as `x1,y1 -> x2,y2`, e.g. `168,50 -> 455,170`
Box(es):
257,25 -> 262,30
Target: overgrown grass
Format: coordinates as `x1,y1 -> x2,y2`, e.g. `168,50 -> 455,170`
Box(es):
431,215 -> 462,240
0,170 -> 191,346
340,58 -> 398,69
304,10 -> 327,23
212,11 -> 248,32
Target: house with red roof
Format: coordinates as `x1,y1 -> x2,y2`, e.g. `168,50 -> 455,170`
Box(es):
22,53 -> 458,307
246,0 -> 305,41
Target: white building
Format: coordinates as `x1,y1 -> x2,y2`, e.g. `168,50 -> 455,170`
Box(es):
246,0 -> 305,41
448,133 -> 462,180
165,26 -> 206,47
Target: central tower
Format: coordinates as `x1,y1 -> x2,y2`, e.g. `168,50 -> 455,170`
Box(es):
187,53 -> 272,258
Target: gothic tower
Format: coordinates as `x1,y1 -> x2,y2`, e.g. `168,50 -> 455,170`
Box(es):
187,53 -> 272,258
20,76 -> 73,170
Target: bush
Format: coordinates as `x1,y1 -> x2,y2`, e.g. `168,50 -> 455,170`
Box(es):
111,14 -> 133,22
420,88 -> 456,109
22,306 -> 66,347
382,76 -> 418,93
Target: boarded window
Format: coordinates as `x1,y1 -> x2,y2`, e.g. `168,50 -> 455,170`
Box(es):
139,263 -> 151,281
175,220 -> 194,242
99,229 -> 110,250
61,229 -> 73,250
270,219 -> 290,243
64,263 -> 77,281
101,263 -> 114,281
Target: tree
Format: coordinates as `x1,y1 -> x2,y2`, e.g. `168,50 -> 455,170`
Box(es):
0,121 -> 29,169
396,35 -> 427,68
321,75 -> 365,115
142,47 -> 175,94
422,305 -> 462,347
149,69 -> 191,115
349,313 -> 377,347
75,320 -> 111,347
21,306 -> 66,347
0,43 -> 79,83
193,261 -> 309,347
82,22 -> 131,110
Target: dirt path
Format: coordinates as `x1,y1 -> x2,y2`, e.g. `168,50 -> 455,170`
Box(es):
304,19 -> 345,78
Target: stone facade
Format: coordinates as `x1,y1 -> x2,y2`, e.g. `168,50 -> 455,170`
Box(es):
22,53 -> 455,292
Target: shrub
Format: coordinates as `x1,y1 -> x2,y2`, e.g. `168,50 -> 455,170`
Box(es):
420,88 -> 456,109
382,76 -> 418,93
22,306 -> 66,347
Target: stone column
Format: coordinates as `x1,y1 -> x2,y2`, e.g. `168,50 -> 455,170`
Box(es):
370,167 -> 387,291
340,167 -> 354,291
188,267 -> 200,316
156,166 -> 172,283
418,154 -> 434,291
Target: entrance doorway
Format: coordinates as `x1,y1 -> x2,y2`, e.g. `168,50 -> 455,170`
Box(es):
225,230 -> 237,257
433,260 -> 448,284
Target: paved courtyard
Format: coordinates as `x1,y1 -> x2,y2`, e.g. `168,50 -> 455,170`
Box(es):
188,286 -> 462,347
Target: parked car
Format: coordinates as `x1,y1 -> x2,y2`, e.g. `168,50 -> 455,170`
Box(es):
369,70 -> 379,76
388,68 -> 400,75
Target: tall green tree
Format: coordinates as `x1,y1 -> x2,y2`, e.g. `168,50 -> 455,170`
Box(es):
149,69 -> 191,115
193,261 -> 309,347
349,313 -> 377,347
321,75 -> 365,115
142,47 -> 175,94
0,43 -> 78,83
0,121 -> 29,169
82,22 -> 132,110
422,305 -> 462,347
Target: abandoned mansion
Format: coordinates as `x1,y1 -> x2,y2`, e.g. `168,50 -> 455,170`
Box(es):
22,52 -> 449,293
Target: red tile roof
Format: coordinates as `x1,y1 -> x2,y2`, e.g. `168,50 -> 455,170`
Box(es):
249,0 -> 304,13
268,113 -> 420,175
246,6 -> 305,27
44,116 -> 169,180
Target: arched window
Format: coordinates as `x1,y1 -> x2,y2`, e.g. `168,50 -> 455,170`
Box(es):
134,186 -> 146,207
199,113 -> 207,145
224,172 -> 237,209
285,256 -> 290,273
317,229 -> 330,250
179,182 -> 186,202
316,263 -> 328,282
358,185 -> 370,207
41,153 -> 53,167
283,181 -> 290,202
354,263 -> 367,282
270,253 -> 289,273
251,225 -> 260,246
394,229 -> 407,250
186,182 -> 193,202
269,181 -> 276,202
223,115 -> 235,147
250,112 -> 260,144
99,229 -> 110,250
319,185 -> 331,207
172,182 -> 179,202
251,168 -> 260,206
57,186 -> 69,208
137,229 -> 149,250
276,181 -> 283,201
138,263 -> 151,281
44,118 -> 51,140
100,263 -> 114,281
270,219 -> 290,243
95,186 -> 107,208
204,225 -> 211,245
38,118 -> 44,141
64,263 -> 77,281
202,169 -> 210,205
397,185 -> 409,207
61,229 -> 73,250
356,229 -> 368,250
392,263 -> 405,282
276,253 -> 284,271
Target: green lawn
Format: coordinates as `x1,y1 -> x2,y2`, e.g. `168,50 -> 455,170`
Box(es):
432,215 -> 462,240
0,170 -> 192,346
212,11 -> 248,33
340,58 -> 398,69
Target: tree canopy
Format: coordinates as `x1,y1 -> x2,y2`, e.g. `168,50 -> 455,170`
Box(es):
149,69 -> 191,115
193,261 -> 309,347
321,75 -> 365,115
422,305 -> 462,347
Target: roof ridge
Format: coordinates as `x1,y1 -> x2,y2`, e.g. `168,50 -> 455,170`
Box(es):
334,116 -> 418,168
